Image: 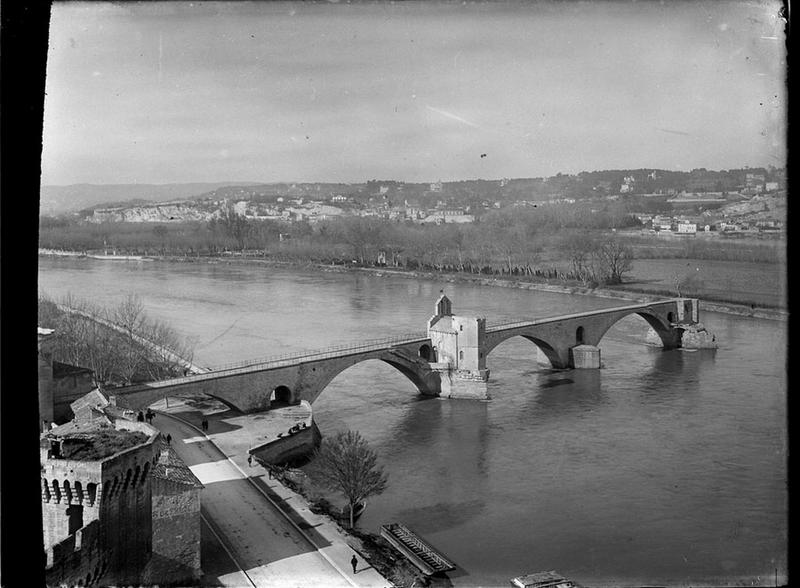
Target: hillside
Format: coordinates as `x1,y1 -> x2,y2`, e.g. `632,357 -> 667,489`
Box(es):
39,182 -> 261,215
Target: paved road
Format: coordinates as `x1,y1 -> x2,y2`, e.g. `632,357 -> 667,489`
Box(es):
154,414 -> 354,588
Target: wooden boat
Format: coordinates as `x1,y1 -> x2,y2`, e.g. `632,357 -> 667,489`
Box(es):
380,523 -> 456,575
88,254 -> 148,261
510,571 -> 580,588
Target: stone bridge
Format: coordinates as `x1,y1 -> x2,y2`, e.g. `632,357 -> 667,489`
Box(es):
110,295 -> 710,411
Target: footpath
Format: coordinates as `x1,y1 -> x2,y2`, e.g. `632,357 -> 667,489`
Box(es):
151,396 -> 393,588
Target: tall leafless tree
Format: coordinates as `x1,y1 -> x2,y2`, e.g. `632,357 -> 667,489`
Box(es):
312,430 -> 388,528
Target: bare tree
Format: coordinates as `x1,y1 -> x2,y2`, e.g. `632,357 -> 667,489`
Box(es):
593,237 -> 634,285
39,293 -> 196,387
212,202 -> 251,250
113,294 -> 147,384
561,231 -> 598,285
336,216 -> 384,264
312,430 -> 388,528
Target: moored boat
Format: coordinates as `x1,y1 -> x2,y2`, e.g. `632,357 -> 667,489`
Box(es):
510,570 -> 580,588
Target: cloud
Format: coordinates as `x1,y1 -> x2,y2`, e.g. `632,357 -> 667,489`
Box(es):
425,105 -> 480,129
656,127 -> 692,137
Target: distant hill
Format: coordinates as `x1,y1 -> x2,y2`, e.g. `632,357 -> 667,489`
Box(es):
39,182 -> 261,215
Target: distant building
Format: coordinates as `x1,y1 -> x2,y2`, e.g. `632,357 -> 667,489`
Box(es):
677,222 -> 697,234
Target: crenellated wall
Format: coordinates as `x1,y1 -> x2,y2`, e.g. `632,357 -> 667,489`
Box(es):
41,424 -> 160,586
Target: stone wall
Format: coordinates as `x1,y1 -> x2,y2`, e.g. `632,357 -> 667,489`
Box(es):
147,477 -> 202,584
98,437 -> 158,585
45,520 -> 108,588
39,355 -> 55,429
52,369 -> 96,423
251,421 -> 322,465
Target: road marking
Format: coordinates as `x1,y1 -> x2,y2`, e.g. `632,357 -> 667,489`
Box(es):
182,435 -> 209,444
189,461 -> 245,484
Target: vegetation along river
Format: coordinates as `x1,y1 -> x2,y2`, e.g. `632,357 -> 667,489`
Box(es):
38,257 -> 787,587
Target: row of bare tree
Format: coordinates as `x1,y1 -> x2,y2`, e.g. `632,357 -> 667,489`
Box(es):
39,204 -> 638,285
38,293 -> 197,388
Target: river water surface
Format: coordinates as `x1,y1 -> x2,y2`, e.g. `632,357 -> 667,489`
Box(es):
38,258 -> 787,587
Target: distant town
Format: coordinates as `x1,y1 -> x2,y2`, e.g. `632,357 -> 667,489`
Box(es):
43,166 -> 786,237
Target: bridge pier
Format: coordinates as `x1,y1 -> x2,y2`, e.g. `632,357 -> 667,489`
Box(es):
431,364 -> 490,399
569,345 -> 601,369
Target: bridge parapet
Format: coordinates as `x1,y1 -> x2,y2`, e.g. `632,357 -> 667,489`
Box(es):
108,296 -> 711,411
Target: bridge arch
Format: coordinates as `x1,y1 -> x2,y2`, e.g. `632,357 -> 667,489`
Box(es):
592,309 -> 677,349
418,344 -> 434,361
270,385 -> 293,407
309,354 -> 438,404
484,334 -> 563,369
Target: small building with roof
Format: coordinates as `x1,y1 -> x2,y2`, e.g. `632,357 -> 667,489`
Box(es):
145,444 -> 204,584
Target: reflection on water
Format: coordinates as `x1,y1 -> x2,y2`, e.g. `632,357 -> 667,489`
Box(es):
38,258 -> 786,586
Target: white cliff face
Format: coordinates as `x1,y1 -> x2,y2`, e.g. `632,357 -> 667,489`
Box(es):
87,200 -> 348,223
90,203 -> 217,223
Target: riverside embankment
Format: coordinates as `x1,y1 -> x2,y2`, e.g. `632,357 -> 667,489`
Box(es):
38,249 -> 787,321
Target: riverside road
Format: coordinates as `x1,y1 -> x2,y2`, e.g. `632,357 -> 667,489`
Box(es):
152,413 -> 363,588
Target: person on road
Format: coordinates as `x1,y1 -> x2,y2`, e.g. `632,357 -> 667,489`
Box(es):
201,418 -> 209,432
247,454 -> 253,467
166,433 -> 172,445
351,554 -> 358,574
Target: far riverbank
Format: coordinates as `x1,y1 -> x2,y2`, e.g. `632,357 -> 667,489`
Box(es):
38,249 -> 787,321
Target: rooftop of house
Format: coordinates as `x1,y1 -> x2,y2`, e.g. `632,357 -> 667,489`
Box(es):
151,444 -> 204,488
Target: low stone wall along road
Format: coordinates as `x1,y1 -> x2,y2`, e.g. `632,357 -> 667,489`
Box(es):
152,414 -> 357,587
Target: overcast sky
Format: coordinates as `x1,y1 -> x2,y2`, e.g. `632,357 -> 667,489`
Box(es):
41,1 -> 786,185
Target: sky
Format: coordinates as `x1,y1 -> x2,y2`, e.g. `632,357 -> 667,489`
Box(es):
41,1 -> 787,185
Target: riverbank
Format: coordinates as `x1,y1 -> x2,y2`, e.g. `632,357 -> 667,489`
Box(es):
39,249 -> 787,321
153,395 -> 430,588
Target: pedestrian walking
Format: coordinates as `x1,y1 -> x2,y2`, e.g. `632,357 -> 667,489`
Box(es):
248,454 -> 253,467
166,433 -> 172,445
351,555 -> 358,574
201,418 -> 208,432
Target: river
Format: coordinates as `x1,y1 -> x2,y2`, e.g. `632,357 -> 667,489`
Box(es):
37,257 -> 787,587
